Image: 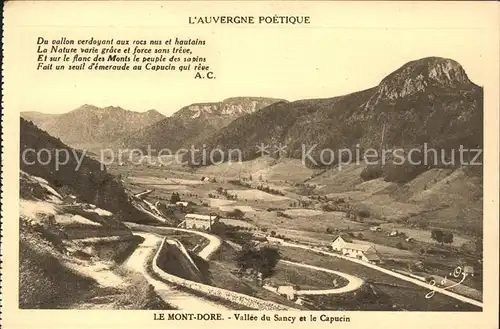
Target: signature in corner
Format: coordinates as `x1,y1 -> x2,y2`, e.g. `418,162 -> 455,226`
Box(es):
425,266 -> 469,299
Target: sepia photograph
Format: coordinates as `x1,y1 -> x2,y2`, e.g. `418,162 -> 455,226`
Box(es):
1,1 -> 499,329
18,55 -> 485,311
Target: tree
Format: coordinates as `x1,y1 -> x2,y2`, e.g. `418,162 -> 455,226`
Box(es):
356,209 -> 370,218
270,230 -> 276,237
442,231 -> 454,245
170,192 -> 181,204
431,229 -> 444,244
228,208 -> 245,219
235,245 -> 281,278
326,227 -> 332,234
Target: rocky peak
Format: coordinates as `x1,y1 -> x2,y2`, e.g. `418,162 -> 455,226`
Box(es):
172,97 -> 286,120
377,57 -> 472,100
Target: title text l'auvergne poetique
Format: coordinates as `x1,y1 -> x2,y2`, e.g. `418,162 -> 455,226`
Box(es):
188,15 -> 310,25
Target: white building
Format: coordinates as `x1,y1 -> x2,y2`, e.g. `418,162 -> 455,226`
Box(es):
182,214 -> 219,230
331,235 -> 381,263
277,285 -> 296,300
331,235 -> 351,251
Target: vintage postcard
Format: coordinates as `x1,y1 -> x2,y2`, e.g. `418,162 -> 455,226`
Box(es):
1,1 -> 499,328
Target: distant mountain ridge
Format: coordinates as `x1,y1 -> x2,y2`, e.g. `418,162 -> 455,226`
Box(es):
112,97 -> 286,151
173,97 -> 287,120
21,105 -> 166,149
22,97 -> 285,151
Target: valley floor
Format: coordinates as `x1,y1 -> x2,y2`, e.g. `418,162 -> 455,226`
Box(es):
109,156 -> 483,309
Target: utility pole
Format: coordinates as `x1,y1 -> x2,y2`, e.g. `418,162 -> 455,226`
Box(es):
379,123 -> 386,156
379,122 -> 386,164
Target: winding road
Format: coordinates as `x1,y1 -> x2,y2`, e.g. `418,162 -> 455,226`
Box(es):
126,195 -> 364,309
280,260 -> 364,295
225,240 -> 364,295
278,240 -> 484,308
124,232 -> 231,311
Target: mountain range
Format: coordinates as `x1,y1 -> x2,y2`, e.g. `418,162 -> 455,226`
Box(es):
112,97 -> 285,151
21,57 -> 482,175
188,57 -> 483,169
22,97 -> 285,151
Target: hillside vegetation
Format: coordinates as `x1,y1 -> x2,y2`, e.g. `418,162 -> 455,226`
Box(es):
19,118 -> 171,309
187,57 -> 482,178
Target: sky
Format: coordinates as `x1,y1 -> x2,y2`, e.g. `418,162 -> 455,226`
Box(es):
3,1 -> 498,116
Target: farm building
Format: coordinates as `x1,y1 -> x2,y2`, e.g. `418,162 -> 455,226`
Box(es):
331,235 -> 381,263
370,226 -> 382,232
330,235 -> 353,251
176,201 -> 189,207
463,265 -> 475,277
341,243 -> 380,263
276,285 -> 296,300
182,213 -> 220,230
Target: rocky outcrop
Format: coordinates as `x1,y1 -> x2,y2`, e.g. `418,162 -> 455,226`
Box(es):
173,97 -> 286,121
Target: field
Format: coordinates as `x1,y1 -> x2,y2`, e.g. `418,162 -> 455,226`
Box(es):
206,198 -> 256,213
219,218 -> 255,229
253,210 -> 367,236
227,189 -> 291,201
270,262 -> 349,290
207,261 -> 308,309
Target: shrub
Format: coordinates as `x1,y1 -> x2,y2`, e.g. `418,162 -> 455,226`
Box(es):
235,245 -> 281,278
360,165 -> 383,181
382,158 -> 427,183
356,209 -> 370,218
227,208 -> 245,219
